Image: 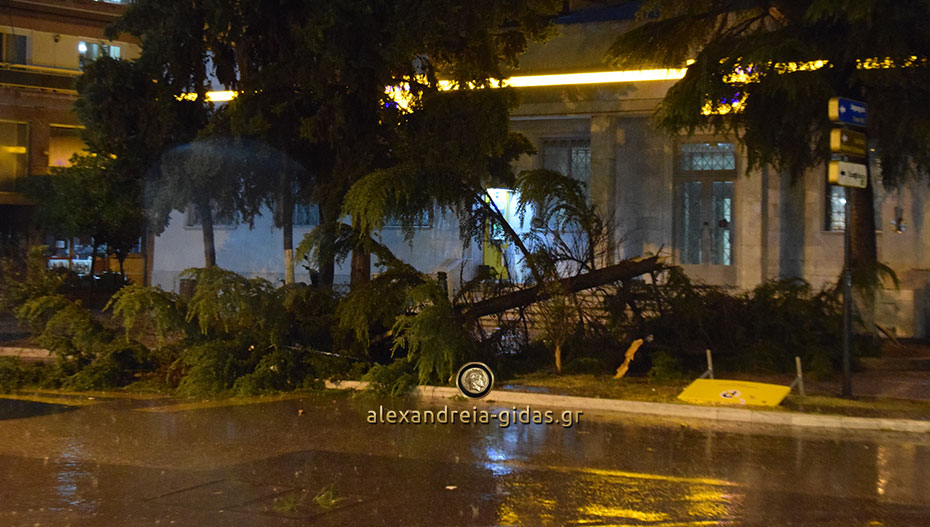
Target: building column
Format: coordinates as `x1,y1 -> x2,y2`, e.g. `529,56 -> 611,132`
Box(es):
589,115 -> 618,265
735,158 -> 764,290
779,169 -> 807,279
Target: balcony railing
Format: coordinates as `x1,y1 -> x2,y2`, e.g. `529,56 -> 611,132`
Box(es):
0,62 -> 81,93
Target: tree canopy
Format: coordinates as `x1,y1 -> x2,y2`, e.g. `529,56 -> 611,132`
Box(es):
106,0 -> 562,285
609,0 -> 930,182
607,0 -> 930,272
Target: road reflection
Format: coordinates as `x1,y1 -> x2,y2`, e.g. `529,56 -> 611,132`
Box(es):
0,393 -> 929,526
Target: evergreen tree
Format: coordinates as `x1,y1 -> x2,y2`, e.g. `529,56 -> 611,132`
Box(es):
108,0 -> 562,287
607,0 -> 930,277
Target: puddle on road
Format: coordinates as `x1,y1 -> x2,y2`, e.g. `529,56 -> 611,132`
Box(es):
0,392 -> 929,526
0,397 -> 81,420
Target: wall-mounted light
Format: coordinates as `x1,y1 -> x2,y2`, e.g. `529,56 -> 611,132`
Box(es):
53,34 -> 61,43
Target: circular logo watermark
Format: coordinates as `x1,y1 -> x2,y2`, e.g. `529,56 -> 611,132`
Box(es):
456,362 -> 494,399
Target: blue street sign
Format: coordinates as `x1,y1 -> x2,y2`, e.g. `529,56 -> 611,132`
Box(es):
828,97 -> 867,127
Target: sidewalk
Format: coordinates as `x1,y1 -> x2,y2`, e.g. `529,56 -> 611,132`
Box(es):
818,371 -> 930,401
324,380 -> 930,434
723,370 -> 930,402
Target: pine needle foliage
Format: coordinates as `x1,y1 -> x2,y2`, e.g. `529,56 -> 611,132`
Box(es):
231,346 -> 324,396
390,280 -> 476,385
335,266 -> 426,349
604,268 -> 875,376
296,221 -> 411,276
181,267 -> 287,344
106,284 -> 190,345
336,90 -> 539,281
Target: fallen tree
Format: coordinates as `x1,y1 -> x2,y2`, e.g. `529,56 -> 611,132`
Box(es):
459,255 -> 664,320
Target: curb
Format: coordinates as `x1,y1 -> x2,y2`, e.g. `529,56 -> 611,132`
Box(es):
325,380 -> 930,434
0,346 -> 53,362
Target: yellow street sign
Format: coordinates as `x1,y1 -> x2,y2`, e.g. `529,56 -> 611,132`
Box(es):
678,379 -> 791,407
829,128 -> 867,158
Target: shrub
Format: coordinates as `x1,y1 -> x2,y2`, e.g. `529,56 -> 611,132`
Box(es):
64,340 -> 157,391
15,294 -> 109,369
604,268 -> 873,377
563,356 -> 605,375
175,338 -> 256,398
362,360 -> 418,397
232,347 -> 323,396
0,357 -> 51,393
648,351 -> 684,381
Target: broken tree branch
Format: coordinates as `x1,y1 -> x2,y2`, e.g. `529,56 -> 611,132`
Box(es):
460,256 -> 664,320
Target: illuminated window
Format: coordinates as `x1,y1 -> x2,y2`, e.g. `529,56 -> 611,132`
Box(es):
825,167 -> 883,232
675,143 -> 735,266
0,33 -> 27,64
825,185 -> 847,231
0,121 -> 28,193
48,126 -> 85,168
78,41 -> 120,69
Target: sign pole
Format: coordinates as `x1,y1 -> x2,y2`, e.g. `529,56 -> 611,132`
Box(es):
828,96 -> 866,398
842,187 -> 853,397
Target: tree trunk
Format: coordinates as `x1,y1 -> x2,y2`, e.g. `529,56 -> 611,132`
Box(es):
197,200 -> 216,268
554,343 -> 562,374
279,184 -> 296,285
461,256 -> 663,320
317,202 -> 336,287
350,248 -> 371,287
350,216 -> 371,287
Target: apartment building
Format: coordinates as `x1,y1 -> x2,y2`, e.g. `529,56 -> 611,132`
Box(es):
0,0 -> 140,277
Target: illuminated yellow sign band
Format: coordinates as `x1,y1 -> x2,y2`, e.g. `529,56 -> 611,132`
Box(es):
175,90 -> 237,102
186,56 -> 922,113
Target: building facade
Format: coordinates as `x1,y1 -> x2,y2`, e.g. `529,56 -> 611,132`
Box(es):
149,5 -> 930,337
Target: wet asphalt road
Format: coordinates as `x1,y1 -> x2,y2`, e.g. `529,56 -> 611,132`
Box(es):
1,391 -> 930,526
